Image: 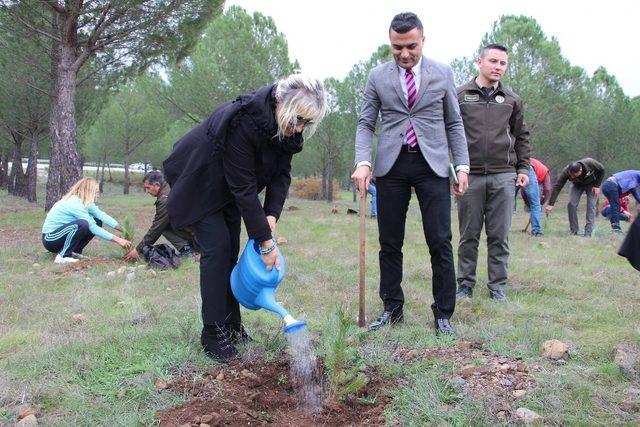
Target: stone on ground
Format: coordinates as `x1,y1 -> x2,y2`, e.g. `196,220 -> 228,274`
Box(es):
17,406 -> 36,419
613,343 -> 639,377
17,414 -> 38,426
542,339 -> 569,360
515,407 -> 542,424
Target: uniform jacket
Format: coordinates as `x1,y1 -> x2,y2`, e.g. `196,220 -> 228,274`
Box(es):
355,56 -> 469,178
457,78 -> 530,175
163,85 -> 301,243
136,182 -> 192,253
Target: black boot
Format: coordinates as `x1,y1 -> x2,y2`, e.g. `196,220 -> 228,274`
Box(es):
224,322 -> 253,345
201,324 -> 238,363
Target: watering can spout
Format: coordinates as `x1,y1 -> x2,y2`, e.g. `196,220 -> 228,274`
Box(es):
255,287 -> 288,318
283,314 -> 308,334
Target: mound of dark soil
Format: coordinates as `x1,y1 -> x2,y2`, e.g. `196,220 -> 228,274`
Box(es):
157,358 -> 389,426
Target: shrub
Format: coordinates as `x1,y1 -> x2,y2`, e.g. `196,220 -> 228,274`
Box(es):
290,177 -> 340,200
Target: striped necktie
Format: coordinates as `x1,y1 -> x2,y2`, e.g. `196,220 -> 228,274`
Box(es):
405,68 -> 417,147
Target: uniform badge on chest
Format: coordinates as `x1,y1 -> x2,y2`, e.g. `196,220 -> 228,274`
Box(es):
464,94 -> 479,102
495,95 -> 505,103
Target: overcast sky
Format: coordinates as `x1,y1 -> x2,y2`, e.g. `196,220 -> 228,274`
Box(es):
227,0 -> 639,97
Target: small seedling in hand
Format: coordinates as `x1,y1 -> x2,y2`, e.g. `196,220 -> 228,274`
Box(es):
120,215 -> 135,251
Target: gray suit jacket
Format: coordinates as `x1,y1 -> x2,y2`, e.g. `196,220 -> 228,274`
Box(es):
355,56 -> 468,178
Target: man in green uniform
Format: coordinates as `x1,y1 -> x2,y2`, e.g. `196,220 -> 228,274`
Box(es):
124,170 -> 196,261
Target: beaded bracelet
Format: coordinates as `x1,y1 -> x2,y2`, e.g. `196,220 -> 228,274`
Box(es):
259,238 -> 278,255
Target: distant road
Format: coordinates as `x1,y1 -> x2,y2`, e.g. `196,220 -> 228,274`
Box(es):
8,161 -> 145,174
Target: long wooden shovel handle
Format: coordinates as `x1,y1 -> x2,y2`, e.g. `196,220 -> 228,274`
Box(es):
358,189 -> 366,327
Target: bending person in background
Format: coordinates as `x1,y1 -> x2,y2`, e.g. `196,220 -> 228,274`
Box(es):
520,157 -> 552,236
600,170 -> 640,234
124,170 -> 197,261
546,158 -> 604,237
600,195 -> 632,223
163,75 -> 327,363
42,177 -> 131,264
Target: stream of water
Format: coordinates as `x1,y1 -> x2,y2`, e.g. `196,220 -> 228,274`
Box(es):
286,328 -> 322,413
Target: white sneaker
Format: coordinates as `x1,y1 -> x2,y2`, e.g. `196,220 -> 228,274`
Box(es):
71,252 -> 89,260
54,254 -> 79,264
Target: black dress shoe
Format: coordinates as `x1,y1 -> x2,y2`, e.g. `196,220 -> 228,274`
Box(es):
434,318 -> 457,337
201,324 -> 238,363
456,286 -> 473,300
489,289 -> 507,302
367,309 -> 403,331
224,322 -> 253,344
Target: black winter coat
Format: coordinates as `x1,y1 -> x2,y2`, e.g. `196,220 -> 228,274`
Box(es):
163,85 -> 303,243
619,215 -> 640,272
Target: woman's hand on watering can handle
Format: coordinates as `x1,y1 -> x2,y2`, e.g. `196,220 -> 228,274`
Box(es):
260,239 -> 280,271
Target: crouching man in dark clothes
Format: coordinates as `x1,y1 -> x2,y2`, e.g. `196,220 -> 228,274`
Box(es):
124,170 -> 196,261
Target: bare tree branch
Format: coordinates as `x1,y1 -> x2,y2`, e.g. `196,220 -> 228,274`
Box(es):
9,12 -> 61,42
161,93 -> 201,124
43,0 -> 66,15
75,53 -> 124,87
25,81 -> 52,98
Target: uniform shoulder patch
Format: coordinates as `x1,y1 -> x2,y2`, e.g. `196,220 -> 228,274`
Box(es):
464,94 -> 479,102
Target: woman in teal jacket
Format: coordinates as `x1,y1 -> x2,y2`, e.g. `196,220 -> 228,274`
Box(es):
42,177 -> 131,264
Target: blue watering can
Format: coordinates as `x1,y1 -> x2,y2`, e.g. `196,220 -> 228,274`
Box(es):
230,239 -> 307,334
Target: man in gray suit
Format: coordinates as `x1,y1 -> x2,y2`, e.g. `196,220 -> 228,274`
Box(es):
351,12 -> 469,336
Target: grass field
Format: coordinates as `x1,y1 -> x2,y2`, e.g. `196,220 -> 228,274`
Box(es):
1,183 -> 639,425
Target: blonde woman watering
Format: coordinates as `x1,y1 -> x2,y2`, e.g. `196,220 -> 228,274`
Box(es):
42,177 -> 131,264
163,74 -> 327,362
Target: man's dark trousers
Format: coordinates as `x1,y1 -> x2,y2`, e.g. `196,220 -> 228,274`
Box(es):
375,146 -> 456,319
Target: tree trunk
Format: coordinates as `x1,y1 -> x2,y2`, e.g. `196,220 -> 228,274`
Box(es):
123,152 -> 130,194
57,44 -> 82,192
9,133 -> 27,197
107,162 -> 112,182
99,153 -> 106,193
0,153 -> 7,189
320,152 -> 328,200
26,134 -> 38,202
320,171 -> 328,200
326,156 -> 335,203
95,158 -> 101,179
45,12 -> 62,211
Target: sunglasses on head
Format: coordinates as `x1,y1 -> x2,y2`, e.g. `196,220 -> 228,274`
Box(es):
289,115 -> 314,126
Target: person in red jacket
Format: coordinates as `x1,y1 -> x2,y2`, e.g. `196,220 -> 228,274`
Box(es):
600,195 -> 632,222
519,157 -> 551,236
522,158 -> 552,207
